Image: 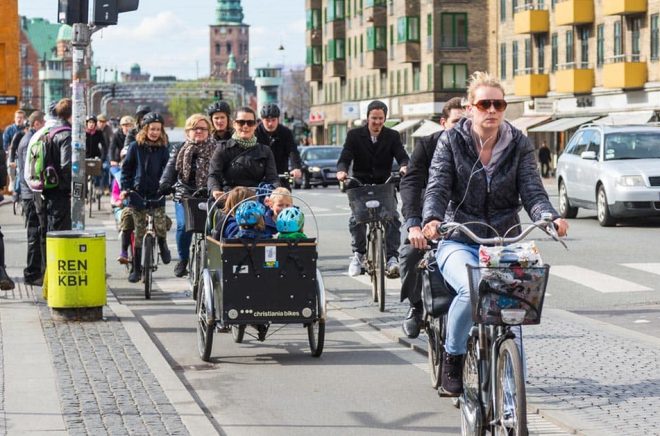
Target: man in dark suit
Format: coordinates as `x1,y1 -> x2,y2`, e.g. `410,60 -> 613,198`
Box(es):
337,100 -> 409,278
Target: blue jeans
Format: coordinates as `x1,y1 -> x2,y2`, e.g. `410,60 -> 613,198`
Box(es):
175,202 -> 192,262
436,240 -> 525,364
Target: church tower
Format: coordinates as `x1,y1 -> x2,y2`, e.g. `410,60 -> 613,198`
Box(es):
209,0 -> 250,89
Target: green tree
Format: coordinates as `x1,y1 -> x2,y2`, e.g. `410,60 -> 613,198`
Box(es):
167,80 -> 239,126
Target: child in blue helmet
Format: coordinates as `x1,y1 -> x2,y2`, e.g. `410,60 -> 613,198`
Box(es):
234,200 -> 272,239
264,187 -> 293,236
276,206 -> 308,240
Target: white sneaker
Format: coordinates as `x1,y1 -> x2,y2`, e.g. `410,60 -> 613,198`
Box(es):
348,252 -> 365,277
386,256 -> 400,278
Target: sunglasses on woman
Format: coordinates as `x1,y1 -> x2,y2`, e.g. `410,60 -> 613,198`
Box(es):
234,119 -> 256,127
473,99 -> 508,112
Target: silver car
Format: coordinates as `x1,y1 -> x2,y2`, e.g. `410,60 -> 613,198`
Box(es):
556,124 -> 660,226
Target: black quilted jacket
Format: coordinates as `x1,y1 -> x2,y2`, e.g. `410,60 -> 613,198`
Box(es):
422,118 -> 558,243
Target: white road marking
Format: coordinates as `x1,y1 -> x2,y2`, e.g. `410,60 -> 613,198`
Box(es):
350,273 -> 401,294
622,262 -> 660,276
634,319 -> 651,324
551,265 -> 652,293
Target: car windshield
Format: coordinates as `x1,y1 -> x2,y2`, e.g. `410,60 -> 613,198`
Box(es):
305,148 -> 341,161
604,132 -> 660,161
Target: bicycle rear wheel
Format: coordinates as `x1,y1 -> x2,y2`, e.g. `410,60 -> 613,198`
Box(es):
375,227 -> 386,312
231,325 -> 245,343
189,237 -> 201,300
87,181 -> 93,218
427,314 -> 446,388
196,278 -> 215,361
493,339 -> 527,436
143,234 -> 154,299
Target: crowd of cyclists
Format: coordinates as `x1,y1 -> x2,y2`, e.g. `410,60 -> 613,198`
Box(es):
0,70 -> 569,401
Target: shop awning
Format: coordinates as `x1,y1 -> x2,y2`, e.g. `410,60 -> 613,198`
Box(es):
384,119 -> 401,128
508,116 -> 551,134
411,120 -> 443,138
592,110 -> 655,125
391,119 -> 422,133
528,116 -> 600,133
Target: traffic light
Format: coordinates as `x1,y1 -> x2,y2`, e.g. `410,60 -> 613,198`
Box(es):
214,90 -> 223,101
58,0 -> 89,25
92,0 -> 139,26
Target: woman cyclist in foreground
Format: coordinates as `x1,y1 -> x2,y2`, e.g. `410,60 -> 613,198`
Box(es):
421,71 -> 568,396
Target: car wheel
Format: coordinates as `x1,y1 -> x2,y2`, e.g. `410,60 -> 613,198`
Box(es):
558,181 -> 578,219
597,186 -> 616,227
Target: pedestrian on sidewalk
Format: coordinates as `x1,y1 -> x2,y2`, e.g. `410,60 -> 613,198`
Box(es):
0,145 -> 15,290
17,111 -> 46,286
539,141 -> 551,178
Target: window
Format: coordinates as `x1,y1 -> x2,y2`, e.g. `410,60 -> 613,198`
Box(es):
631,18 -> 641,61
440,13 -> 467,48
597,24 -> 604,66
441,64 -> 468,89
512,0 -> 517,18
367,26 -> 386,50
365,0 -> 385,6
226,42 -> 232,54
566,30 -> 574,64
404,68 -> 408,93
427,13 -> 433,52
427,64 -> 433,90
327,39 -> 346,60
306,46 -> 322,65
326,0 -> 345,21
512,41 -> 518,75
551,32 -> 558,71
306,9 -> 321,29
500,0 -> 506,21
215,43 -> 220,55
397,16 -> 420,42
580,27 -> 589,65
524,38 -> 532,71
413,65 -> 420,91
537,34 -> 546,71
652,14 -> 659,61
614,21 -> 622,57
500,43 -> 507,79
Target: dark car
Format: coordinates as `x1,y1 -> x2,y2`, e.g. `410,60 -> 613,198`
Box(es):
294,145 -> 342,189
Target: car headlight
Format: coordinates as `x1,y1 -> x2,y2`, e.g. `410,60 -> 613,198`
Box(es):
617,175 -> 645,187
309,166 -> 321,173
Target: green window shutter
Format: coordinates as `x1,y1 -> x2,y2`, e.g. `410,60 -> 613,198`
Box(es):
397,17 -> 407,42
367,27 -> 376,51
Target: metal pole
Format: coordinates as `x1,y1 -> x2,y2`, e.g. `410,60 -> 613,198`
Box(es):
70,23 -> 90,230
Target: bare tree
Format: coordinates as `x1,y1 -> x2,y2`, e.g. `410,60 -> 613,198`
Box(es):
281,68 -> 309,123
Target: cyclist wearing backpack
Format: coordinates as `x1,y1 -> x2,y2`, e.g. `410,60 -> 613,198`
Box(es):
33,98 -> 74,280
120,112 -> 172,283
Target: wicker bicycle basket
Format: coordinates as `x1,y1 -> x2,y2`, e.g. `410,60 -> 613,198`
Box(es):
467,264 -> 550,326
85,159 -> 102,177
346,183 -> 397,224
182,197 -> 208,233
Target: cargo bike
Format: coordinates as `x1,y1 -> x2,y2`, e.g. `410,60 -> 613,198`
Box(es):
191,195 -> 327,362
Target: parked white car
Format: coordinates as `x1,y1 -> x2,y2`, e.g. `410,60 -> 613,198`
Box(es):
556,124 -> 660,226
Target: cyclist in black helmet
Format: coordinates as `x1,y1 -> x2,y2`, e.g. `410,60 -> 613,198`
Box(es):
207,101 -> 233,142
255,103 -> 302,189
124,105 -> 152,148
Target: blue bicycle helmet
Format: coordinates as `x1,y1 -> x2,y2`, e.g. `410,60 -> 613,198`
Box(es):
235,200 -> 266,226
256,182 -> 274,204
276,207 -> 304,233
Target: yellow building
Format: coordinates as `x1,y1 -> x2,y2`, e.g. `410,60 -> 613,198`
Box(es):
0,0 -> 20,128
491,0 -> 660,154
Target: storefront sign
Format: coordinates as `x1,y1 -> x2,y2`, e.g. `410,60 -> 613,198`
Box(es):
0,96 -> 18,105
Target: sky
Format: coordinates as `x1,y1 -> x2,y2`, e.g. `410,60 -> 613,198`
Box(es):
18,0 -> 306,80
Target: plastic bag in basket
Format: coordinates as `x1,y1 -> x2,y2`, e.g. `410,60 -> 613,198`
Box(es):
478,242 -> 543,268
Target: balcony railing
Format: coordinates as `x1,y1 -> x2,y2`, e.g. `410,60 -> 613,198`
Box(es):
514,5 -> 549,34
514,69 -> 550,97
603,55 -> 647,89
555,62 -> 594,94
555,0 -> 595,26
603,0 -> 647,16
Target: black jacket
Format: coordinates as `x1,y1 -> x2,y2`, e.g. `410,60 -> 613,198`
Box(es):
108,130 -> 126,163
422,118 -> 558,243
160,140 -> 219,202
255,123 -> 302,174
85,130 -> 105,160
213,129 -> 233,142
0,147 -> 6,188
337,125 -> 409,184
399,130 -> 443,230
48,120 -> 73,194
207,139 -> 279,192
120,140 -> 169,209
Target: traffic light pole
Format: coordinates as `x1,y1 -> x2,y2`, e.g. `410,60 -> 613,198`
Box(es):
70,23 -> 91,230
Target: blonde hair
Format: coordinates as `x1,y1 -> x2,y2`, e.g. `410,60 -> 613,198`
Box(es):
184,113 -> 214,136
269,187 -> 292,203
466,71 -> 505,104
223,187 -> 256,216
136,122 -> 169,146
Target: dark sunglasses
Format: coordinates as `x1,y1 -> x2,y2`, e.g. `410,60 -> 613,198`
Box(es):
235,119 -> 256,127
473,99 -> 508,112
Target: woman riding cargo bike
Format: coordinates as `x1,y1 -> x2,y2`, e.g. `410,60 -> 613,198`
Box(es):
421,72 -> 568,434
119,112 -> 172,285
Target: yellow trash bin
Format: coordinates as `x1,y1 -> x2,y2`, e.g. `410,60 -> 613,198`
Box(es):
46,231 -> 107,308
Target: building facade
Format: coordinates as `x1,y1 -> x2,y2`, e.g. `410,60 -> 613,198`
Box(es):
493,0 -> 660,157
305,0 -> 489,148
0,0 -> 20,127
210,0 -> 251,90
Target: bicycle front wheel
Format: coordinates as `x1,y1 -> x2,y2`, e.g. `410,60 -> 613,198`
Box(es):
196,279 -> 215,361
143,234 -> 154,300
460,335 -> 485,435
367,225 -> 379,303
375,227 -> 386,312
427,314 -> 446,389
493,339 -> 527,436
189,238 -> 200,299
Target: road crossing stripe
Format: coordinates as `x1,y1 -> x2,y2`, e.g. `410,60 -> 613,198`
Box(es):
350,274 -> 401,293
621,263 -> 660,276
550,265 -> 651,293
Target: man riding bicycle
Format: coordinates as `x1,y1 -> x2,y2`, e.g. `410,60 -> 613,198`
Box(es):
336,100 -> 409,279
398,96 -> 464,339
421,72 -> 568,396
255,104 -> 302,189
